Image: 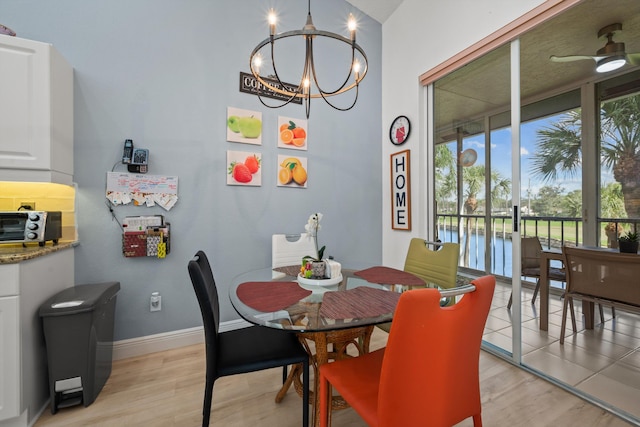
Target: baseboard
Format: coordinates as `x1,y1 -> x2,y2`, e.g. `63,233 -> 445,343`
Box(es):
112,318 -> 251,360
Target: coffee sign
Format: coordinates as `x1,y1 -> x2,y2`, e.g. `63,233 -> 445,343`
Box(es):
239,72 -> 302,105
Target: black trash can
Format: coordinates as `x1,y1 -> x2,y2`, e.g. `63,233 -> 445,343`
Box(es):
39,281 -> 120,414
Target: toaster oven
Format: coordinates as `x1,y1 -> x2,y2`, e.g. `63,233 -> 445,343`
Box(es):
0,211 -> 62,245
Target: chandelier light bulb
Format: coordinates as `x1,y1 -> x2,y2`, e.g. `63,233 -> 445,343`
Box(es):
353,59 -> 361,74
268,9 -> 277,36
348,14 -> 357,41
252,54 -> 263,71
348,14 -> 357,31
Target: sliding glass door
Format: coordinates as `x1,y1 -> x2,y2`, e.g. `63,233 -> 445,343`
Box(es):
428,1 -> 640,421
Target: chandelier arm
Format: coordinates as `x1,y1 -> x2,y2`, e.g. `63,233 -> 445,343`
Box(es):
269,37 -> 305,97
250,34 -> 305,100
309,39 -> 356,97
317,82 -> 360,112
250,30 -> 368,99
255,92 -> 298,110
306,35 -> 361,111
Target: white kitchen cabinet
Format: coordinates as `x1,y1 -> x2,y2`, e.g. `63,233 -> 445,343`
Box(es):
0,296 -> 19,422
0,249 -> 74,427
0,35 -> 73,185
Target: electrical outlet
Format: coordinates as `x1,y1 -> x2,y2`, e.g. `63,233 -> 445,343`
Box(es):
150,292 -> 161,312
20,201 -> 36,210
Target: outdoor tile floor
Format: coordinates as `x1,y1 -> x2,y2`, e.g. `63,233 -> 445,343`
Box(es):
483,279 -> 640,422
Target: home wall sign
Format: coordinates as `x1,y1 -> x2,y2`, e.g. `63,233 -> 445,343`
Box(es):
390,149 -> 411,230
239,72 -> 302,105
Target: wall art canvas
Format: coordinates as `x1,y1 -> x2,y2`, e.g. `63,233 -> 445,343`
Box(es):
227,150 -> 262,186
390,149 -> 411,230
277,115 -> 307,150
227,107 -> 262,145
277,154 -> 307,188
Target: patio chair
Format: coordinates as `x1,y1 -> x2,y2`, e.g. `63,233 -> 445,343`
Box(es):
508,236 -> 565,309
560,246 -> 639,344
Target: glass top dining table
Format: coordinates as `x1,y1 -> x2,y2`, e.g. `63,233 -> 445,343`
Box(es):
229,265 -> 475,427
229,265 -> 427,333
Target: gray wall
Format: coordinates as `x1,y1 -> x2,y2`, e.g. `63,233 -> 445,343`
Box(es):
4,0 -> 382,340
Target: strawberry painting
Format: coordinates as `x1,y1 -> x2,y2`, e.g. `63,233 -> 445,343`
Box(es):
227,150 -> 262,186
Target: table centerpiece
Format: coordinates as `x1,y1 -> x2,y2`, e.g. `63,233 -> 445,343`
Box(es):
297,213 -> 342,292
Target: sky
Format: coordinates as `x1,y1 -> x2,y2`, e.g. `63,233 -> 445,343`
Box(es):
446,113 -> 616,200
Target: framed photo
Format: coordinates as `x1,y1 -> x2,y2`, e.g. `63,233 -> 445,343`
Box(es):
226,107 -> 262,145
277,116 -> 307,150
390,150 -> 411,230
227,150 -> 262,186
277,154 -> 307,188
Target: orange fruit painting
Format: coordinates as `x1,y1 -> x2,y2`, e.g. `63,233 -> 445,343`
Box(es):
280,129 -> 294,144
278,117 -> 307,149
293,127 -> 306,139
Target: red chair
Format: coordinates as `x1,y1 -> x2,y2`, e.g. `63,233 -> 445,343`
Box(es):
319,275 -> 495,427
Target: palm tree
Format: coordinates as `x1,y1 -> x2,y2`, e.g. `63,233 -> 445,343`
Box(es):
461,165 -> 485,266
435,144 -> 457,212
463,165 -> 485,215
491,173 -> 511,212
532,95 -> 640,218
435,144 -> 512,266
601,96 -> 640,218
601,182 -> 627,247
562,190 -> 582,217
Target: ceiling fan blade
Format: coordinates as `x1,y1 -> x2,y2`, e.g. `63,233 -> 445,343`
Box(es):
627,52 -> 640,65
549,55 -> 596,63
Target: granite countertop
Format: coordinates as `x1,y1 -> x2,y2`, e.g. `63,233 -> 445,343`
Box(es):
0,241 -> 77,264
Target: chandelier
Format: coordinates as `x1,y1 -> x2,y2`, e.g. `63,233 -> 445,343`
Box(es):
249,0 -> 368,118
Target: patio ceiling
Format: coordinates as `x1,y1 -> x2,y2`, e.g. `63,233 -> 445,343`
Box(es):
349,0 -> 640,139
435,0 -> 640,139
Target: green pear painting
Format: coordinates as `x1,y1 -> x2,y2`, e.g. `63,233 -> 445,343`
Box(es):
227,107 -> 262,145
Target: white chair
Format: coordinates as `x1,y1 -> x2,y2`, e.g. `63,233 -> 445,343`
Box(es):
272,233 -> 317,278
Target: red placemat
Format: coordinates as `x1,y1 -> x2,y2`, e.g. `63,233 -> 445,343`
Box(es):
320,287 -> 400,319
236,282 -> 311,312
273,265 -> 301,277
354,266 -> 425,286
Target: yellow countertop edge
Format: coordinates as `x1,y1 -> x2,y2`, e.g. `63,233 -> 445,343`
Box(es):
0,241 -> 78,264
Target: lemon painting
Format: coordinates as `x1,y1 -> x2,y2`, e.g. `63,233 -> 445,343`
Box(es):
277,155 -> 308,188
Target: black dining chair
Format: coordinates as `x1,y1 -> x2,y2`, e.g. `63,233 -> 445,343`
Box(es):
188,251 -> 310,427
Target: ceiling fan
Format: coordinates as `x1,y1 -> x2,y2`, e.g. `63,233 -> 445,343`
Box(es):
550,23 -> 640,73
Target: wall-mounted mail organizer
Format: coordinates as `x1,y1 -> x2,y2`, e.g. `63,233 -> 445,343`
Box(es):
122,215 -> 170,258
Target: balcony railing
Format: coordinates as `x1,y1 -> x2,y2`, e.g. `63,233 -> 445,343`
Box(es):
436,213 -> 640,283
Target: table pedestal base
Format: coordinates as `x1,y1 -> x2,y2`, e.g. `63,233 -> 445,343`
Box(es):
275,326 -> 373,427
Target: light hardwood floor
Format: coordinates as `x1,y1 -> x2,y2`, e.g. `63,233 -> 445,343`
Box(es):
34,327 -> 632,427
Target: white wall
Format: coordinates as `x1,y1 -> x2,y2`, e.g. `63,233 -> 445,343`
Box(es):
3,0 -> 382,341
381,0 -> 545,268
